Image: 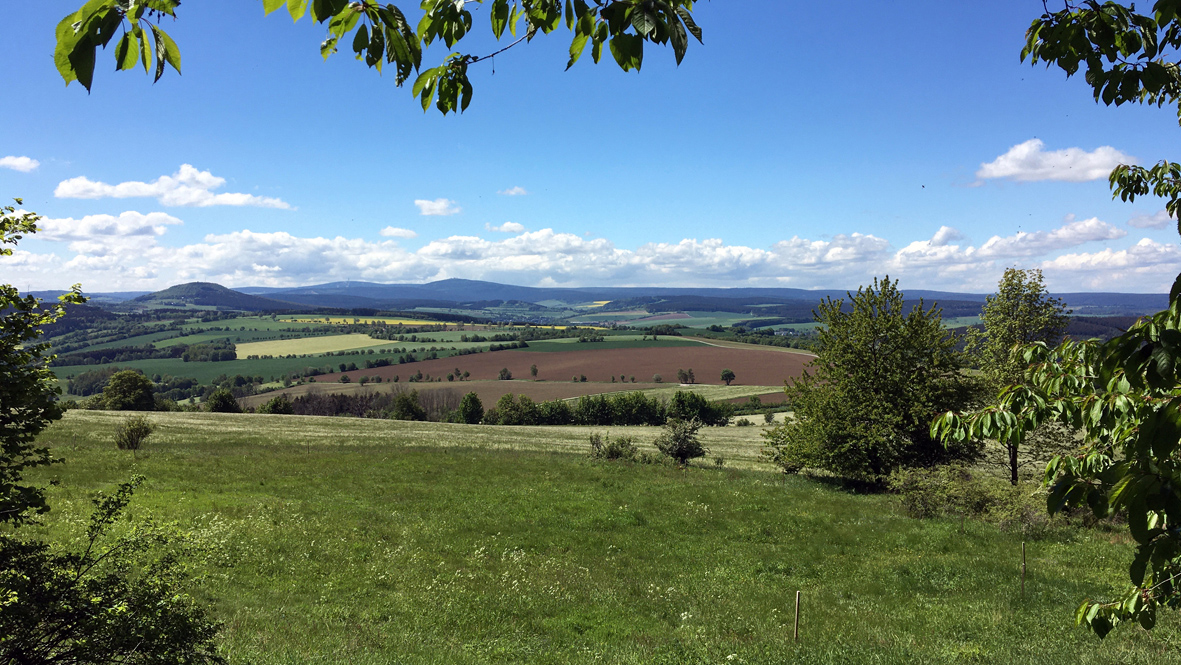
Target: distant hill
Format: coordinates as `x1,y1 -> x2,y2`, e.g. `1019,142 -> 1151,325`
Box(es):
129,282 -> 314,312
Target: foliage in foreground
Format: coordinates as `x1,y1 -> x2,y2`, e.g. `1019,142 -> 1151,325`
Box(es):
54,0 -> 704,114
935,301 -> 1181,637
0,477 -> 223,665
764,277 -> 981,481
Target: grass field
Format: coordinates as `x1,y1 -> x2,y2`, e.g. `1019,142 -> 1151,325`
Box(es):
25,411 -> 1178,664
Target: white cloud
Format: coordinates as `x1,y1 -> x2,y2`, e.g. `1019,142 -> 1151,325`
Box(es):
977,139 -> 1133,182
976,215 -> 1125,258
498,186 -> 528,196
7,209 -> 1163,292
485,221 -> 525,233
379,226 -> 418,239
0,156 -> 39,172
414,198 -> 461,216
1128,210 -> 1173,229
54,164 -> 291,209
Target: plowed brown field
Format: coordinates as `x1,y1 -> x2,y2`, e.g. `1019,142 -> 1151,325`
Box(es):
337,345 -> 809,385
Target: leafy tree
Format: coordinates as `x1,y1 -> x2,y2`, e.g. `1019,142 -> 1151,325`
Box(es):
530,364 -> 538,379
720,368 -> 736,386
1,201 -> 85,526
54,0 -> 704,114
100,370 -> 157,411
968,268 -> 1073,485
390,389 -> 427,420
653,417 -> 705,465
458,391 -> 484,424
204,388 -> 242,413
972,268 -> 1070,388
764,277 -> 979,481
498,367 -> 513,380
928,2 -> 1181,637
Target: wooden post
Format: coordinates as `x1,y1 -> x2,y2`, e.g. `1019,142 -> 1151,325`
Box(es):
1021,542 -> 1026,598
793,590 -> 801,642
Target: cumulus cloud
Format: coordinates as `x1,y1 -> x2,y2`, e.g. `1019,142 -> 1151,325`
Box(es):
414,198 -> 461,216
485,221 -> 525,233
1128,210 -> 1173,229
0,156 -> 39,172
54,164 -> 291,208
379,226 -> 418,239
977,139 -> 1133,182
498,186 -> 528,196
976,215 -> 1125,258
9,209 -> 1164,292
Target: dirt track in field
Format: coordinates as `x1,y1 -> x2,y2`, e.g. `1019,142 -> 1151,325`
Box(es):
333,345 -> 810,386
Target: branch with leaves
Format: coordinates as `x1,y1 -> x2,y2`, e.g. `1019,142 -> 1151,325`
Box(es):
54,0 -> 704,114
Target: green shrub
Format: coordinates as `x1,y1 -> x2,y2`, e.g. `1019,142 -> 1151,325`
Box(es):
654,418 -> 706,465
204,389 -> 241,413
889,465 -> 1056,539
459,392 -> 484,424
764,411 -> 775,424
113,415 -> 156,450
589,433 -> 639,461
257,394 -> 295,415
735,418 -> 754,427
390,390 -> 427,421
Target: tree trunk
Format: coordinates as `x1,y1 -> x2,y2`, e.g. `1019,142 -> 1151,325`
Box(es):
1008,443 -> 1019,486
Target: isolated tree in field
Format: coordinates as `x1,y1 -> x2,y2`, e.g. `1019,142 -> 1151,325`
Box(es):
720,368 -> 735,386
530,364 -> 538,379
969,268 -> 1073,485
100,369 -> 156,411
53,0 -> 705,114
972,268 -> 1070,389
764,277 -> 979,480
498,367 -> 512,380
654,417 -> 706,465
205,388 -> 242,413
459,392 -> 484,424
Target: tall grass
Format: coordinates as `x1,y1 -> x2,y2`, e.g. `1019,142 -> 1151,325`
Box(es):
24,411 -> 1181,664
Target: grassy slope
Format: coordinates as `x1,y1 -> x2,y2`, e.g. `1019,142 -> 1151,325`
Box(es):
26,412 -> 1181,664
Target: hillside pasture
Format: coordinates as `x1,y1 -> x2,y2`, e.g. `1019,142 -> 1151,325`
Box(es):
25,411 -> 1180,664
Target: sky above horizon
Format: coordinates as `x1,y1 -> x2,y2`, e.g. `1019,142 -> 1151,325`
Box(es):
3,1 -> 1180,294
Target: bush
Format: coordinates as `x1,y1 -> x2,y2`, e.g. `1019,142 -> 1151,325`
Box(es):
498,367 -> 512,380
764,411 -> 775,424
459,392 -> 484,424
257,394 -> 295,415
889,465 -> 1056,538
113,415 -> 155,450
654,418 -> 706,465
735,418 -> 754,427
389,390 -> 427,421
653,374 -> 662,383
204,389 -> 242,413
588,433 -> 639,461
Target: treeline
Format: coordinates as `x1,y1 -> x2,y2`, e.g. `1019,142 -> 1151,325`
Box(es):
55,339 -> 237,366
273,388 -> 734,427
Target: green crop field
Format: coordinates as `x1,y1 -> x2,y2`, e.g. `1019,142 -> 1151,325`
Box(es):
24,411 -> 1179,664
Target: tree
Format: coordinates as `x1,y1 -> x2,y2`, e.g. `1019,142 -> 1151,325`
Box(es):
720,368 -> 735,386
257,393 -> 296,414
459,391 -> 484,424
929,3 -> 1181,637
530,364 -> 538,379
498,367 -> 512,380
1,200 -> 84,526
969,268 -> 1072,485
763,277 -> 980,481
204,388 -> 242,413
53,0 -> 705,115
101,370 -> 157,411
973,268 -> 1070,389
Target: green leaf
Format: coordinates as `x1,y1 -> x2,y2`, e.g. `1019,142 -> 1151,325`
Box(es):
491,0 -> 509,39
668,14 -> 688,64
134,24 -> 151,74
150,23 -> 167,82
154,25 -> 181,75
631,9 -> 657,36
115,31 -> 139,71
676,6 -> 703,43
262,0 -> 286,14
608,33 -> 643,72
321,34 -> 339,59
353,23 -> 369,57
567,31 -> 589,69
287,0 -> 309,22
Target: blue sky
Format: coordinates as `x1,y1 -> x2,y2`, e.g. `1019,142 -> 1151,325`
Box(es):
2,0 -> 1179,293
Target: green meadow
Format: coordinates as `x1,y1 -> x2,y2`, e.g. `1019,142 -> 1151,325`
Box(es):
23,411 -> 1180,664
